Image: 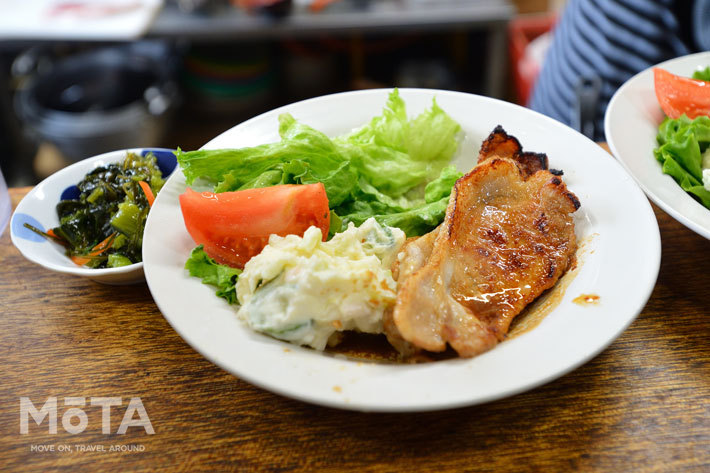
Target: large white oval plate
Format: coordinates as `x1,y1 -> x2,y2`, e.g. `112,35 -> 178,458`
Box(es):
143,89 -> 660,412
605,51 -> 710,240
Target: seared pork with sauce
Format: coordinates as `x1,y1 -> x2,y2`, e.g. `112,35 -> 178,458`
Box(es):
385,126 -> 580,358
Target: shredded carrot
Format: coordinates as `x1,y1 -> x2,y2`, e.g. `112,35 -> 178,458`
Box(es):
45,228 -> 69,247
138,180 -> 155,207
70,255 -> 92,266
70,233 -> 116,266
91,233 -> 115,253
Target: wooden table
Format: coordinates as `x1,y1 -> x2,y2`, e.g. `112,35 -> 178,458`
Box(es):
1,184 -> 709,472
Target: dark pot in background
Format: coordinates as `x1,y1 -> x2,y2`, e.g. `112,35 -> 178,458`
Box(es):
15,42 -> 179,163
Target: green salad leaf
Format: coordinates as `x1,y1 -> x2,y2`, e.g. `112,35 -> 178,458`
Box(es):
177,89 -> 463,237
185,245 -> 242,304
333,91 -> 461,198
40,151 -> 165,268
178,115 -> 357,207
692,67 -> 710,81
335,164 -> 462,236
654,115 -> 710,207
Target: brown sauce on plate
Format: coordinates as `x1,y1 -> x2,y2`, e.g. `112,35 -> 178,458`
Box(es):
572,293 -> 600,305
507,233 -> 594,339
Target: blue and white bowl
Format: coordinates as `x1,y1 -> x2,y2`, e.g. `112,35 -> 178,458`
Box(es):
10,148 -> 177,285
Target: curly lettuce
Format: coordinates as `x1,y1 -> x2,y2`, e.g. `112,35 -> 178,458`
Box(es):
177,89 -> 462,237
692,67 -> 710,81
654,114 -> 710,207
185,245 -> 241,304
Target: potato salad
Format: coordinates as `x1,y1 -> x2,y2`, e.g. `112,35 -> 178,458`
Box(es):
236,218 -> 405,350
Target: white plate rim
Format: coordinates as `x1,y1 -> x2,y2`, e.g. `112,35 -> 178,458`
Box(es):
144,88 -> 661,412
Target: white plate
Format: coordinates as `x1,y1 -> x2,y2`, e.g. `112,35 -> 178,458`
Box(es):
605,51 -> 710,240
143,89 -> 660,412
11,148 -> 176,285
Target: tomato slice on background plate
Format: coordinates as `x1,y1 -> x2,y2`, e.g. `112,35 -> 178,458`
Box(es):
654,67 -> 710,119
180,183 -> 330,268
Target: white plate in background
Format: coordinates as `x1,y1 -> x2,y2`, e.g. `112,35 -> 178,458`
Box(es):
605,51 -> 710,240
143,89 -> 660,411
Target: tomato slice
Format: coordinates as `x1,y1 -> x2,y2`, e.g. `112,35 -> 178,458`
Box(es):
180,183 -> 330,268
654,67 -> 710,119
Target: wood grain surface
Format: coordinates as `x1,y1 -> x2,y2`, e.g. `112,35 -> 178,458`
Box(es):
1,183 -> 709,473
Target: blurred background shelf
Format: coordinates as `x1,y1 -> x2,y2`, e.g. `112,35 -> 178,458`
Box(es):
151,1 -> 514,38
150,0 -> 513,98
0,0 -> 561,187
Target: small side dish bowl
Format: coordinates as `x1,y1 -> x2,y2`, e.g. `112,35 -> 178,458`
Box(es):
10,148 -> 177,285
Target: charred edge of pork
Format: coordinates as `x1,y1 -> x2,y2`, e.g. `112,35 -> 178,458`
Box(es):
479,125 -> 550,178
549,176 -> 581,211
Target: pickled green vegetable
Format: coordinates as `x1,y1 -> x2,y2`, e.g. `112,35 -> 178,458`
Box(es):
46,152 -> 165,268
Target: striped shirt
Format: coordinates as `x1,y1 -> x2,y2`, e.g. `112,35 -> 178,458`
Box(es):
529,0 -> 710,141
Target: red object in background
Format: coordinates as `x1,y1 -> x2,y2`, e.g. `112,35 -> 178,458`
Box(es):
310,0 -> 340,12
508,14 -> 557,106
47,1 -> 142,18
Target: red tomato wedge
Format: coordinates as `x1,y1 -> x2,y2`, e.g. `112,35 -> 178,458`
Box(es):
654,67 -> 710,119
179,183 -> 330,268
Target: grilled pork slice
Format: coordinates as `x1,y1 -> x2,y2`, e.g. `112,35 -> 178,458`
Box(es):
384,229 -> 439,356
386,130 -> 580,358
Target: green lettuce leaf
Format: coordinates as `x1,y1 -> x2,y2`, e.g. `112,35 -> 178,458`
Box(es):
177,89 -> 463,237
692,67 -> 710,81
684,184 -> 710,207
655,114 -> 710,209
338,194 -> 451,237
185,245 -> 242,304
177,115 -> 357,207
424,165 -> 462,203
334,89 -> 461,198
